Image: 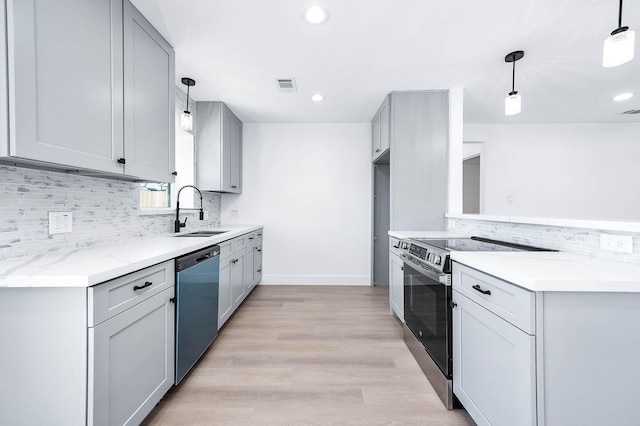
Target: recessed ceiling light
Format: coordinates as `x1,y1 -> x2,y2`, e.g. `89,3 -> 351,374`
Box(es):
312,94 -> 325,102
613,92 -> 635,101
303,5 -> 329,25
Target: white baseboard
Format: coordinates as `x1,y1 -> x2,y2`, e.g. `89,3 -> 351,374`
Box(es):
260,275 -> 371,286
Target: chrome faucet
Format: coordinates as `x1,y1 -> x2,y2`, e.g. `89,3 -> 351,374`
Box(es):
175,185 -> 204,233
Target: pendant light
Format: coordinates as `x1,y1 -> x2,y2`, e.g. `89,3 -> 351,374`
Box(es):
504,50 -> 524,116
180,77 -> 196,131
603,0 -> 635,67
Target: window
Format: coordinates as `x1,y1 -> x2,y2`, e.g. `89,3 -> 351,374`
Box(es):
140,111 -> 195,210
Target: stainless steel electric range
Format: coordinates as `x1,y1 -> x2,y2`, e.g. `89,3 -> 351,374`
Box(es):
399,236 -> 551,409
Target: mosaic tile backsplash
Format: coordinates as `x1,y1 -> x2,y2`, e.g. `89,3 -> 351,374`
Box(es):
449,217 -> 640,264
0,164 -> 221,260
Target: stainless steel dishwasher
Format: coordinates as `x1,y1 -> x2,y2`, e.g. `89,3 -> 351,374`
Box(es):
175,245 -> 220,384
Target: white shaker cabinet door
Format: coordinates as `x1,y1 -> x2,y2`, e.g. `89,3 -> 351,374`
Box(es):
122,0 -> 175,182
88,287 -> 175,426
453,292 -> 536,426
7,0 -> 124,172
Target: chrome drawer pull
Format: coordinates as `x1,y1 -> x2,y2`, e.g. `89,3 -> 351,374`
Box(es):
472,284 -> 491,295
133,281 -> 153,291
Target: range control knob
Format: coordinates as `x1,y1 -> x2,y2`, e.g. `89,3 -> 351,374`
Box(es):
435,255 -> 442,265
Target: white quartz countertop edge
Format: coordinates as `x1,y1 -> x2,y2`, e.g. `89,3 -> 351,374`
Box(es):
451,251 -> 640,292
388,230 -> 470,239
0,225 -> 262,288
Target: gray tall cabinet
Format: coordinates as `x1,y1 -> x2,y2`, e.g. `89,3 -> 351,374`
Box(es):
373,91 -> 449,300
1,0 -> 175,183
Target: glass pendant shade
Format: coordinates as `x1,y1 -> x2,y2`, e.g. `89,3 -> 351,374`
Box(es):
180,111 -> 193,131
505,93 -> 521,116
603,29 -> 635,67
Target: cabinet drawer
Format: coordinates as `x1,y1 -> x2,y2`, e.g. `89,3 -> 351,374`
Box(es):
88,261 -> 174,326
453,262 -> 535,334
220,240 -> 233,257
232,235 -> 246,252
255,229 -> 263,241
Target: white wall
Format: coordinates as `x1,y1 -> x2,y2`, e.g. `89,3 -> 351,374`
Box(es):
464,123 -> 640,221
221,123 -> 372,285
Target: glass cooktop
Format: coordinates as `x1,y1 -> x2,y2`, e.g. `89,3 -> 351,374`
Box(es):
410,236 -> 551,253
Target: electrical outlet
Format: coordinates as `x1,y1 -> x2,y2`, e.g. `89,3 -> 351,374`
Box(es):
600,233 -> 633,254
203,211 -> 209,220
507,194 -> 514,204
230,209 -> 239,219
49,211 -> 73,235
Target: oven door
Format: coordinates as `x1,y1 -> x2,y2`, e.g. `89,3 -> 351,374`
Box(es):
403,262 -> 452,378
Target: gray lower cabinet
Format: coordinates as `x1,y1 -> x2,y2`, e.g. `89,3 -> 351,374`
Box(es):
231,251 -> 246,305
196,101 -> 243,193
388,237 -> 404,321
244,244 -> 255,292
218,229 -> 263,329
2,0 -> 175,182
253,241 -> 263,289
89,287 -> 174,426
453,289 -> 536,426
218,255 -> 234,327
0,260 -> 175,425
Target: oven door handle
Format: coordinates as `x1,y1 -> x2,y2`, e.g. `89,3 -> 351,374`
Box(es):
402,256 -> 449,285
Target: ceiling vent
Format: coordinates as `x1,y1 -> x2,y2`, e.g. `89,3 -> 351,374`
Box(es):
276,78 -> 297,92
621,109 -> 640,115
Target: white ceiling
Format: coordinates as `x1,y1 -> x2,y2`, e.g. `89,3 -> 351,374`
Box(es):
131,0 -> 639,124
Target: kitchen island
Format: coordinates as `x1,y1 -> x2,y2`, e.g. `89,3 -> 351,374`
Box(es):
450,250 -> 640,426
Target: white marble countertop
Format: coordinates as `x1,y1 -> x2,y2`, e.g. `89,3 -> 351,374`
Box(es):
388,230 -> 470,239
451,251 -> 640,292
0,224 -> 262,288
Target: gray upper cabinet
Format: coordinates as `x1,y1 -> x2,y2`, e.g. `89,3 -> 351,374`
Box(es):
390,91 -> 449,230
196,101 -> 243,193
371,95 -> 390,162
2,0 -> 175,182
6,0 -> 124,173
122,1 -> 175,183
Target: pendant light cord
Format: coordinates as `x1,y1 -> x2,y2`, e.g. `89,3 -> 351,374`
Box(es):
618,0 -> 623,29
185,84 -> 191,114
511,58 -> 516,93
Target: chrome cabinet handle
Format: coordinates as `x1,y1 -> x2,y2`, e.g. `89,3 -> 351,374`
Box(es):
472,284 -> 491,295
133,281 -> 153,291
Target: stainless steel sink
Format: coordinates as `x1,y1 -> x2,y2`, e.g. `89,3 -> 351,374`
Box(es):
175,230 -> 227,237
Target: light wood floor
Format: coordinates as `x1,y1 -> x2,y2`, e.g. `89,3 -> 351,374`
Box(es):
143,285 -> 474,425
